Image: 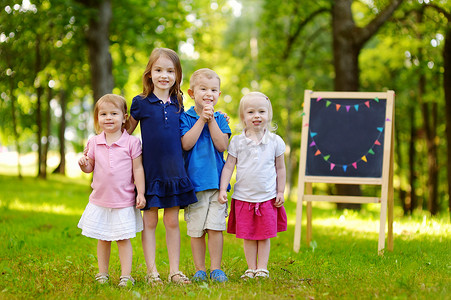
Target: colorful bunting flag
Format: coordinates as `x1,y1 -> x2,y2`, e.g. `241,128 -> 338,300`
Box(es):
336,104 -> 341,111
315,150 -> 321,156
362,156 -> 367,162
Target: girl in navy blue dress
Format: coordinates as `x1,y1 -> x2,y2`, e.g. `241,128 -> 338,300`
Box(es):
128,48 -> 197,284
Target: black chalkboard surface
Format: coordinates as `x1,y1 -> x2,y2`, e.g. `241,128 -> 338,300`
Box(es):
294,90 -> 395,254
305,97 -> 387,178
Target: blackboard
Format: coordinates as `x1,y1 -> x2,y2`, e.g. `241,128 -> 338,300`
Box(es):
305,97 -> 387,178
294,90 -> 395,254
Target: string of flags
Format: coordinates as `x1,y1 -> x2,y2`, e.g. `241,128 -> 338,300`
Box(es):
308,128 -> 384,172
314,96 -> 380,112
303,97 -> 391,172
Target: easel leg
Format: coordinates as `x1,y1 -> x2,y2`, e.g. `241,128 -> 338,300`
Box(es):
294,183 -> 305,252
306,183 -> 313,245
378,198 -> 387,255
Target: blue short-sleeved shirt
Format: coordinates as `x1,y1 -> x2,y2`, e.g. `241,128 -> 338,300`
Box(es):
180,106 -> 231,192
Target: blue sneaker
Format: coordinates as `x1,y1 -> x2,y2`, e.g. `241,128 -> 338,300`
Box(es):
210,269 -> 228,282
192,270 -> 208,282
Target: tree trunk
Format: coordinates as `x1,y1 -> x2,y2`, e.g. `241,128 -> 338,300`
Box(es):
443,22 -> 451,218
417,9 -> 439,215
331,0 -> 403,209
36,86 -> 44,178
408,103 -> 417,214
8,74 -> 22,179
84,0 -> 114,103
53,90 -> 67,175
41,84 -> 53,179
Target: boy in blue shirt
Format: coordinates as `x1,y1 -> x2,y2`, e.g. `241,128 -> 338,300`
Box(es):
181,68 -> 231,282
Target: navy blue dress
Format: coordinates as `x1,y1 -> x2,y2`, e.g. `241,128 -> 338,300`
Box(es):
130,93 -> 197,209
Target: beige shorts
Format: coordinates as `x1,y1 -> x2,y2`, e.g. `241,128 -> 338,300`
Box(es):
184,189 -> 227,238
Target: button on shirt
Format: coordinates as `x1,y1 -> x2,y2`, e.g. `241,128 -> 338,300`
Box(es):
86,130 -> 142,208
227,130 -> 285,202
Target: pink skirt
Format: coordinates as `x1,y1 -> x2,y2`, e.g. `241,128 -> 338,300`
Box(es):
227,198 -> 287,240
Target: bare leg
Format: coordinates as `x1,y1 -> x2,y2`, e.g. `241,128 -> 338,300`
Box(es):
163,206 -> 181,274
207,230 -> 223,270
117,239 -> 133,276
191,234 -> 207,272
243,239 -> 258,270
256,239 -> 270,270
97,240 -> 111,274
142,208 -> 159,274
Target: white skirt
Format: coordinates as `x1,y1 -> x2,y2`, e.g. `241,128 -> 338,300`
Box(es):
78,202 -> 143,241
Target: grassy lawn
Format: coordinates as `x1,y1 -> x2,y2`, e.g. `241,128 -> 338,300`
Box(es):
0,174 -> 449,299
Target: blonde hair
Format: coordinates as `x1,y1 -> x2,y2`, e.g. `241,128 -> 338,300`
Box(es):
93,94 -> 129,134
238,92 -> 276,132
189,68 -> 221,90
140,48 -> 183,109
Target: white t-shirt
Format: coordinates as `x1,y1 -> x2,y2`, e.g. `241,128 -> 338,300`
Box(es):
227,130 -> 285,203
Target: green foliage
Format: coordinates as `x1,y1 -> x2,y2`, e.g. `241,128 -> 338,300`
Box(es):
0,175 -> 449,299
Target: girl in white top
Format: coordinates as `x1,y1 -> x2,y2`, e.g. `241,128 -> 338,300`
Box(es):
219,92 -> 287,280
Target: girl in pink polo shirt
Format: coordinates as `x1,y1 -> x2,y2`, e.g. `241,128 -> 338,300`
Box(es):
78,94 -> 146,287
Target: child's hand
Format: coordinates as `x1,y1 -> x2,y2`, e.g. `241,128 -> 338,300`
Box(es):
274,192 -> 285,207
218,190 -> 228,204
136,194 -> 146,209
217,110 -> 230,124
78,155 -> 89,167
201,104 -> 214,122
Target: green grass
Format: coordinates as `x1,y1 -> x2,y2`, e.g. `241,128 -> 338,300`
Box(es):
0,174 -> 450,299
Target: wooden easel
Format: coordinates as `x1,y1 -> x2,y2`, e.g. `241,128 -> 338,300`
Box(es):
293,90 -> 394,255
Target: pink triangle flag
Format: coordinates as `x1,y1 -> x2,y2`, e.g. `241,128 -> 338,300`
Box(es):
352,162 -> 357,169
375,140 -> 381,146
316,97 -> 322,102
330,163 -> 335,171
365,101 -> 370,108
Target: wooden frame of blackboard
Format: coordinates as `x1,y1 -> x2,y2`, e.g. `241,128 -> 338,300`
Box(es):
293,90 -> 394,255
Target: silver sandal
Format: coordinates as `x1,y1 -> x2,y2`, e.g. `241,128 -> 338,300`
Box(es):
254,268 -> 269,278
240,269 -> 255,280
95,273 -> 109,284
118,275 -> 135,287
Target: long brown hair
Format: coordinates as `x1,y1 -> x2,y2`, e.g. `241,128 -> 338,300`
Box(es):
140,48 -> 184,109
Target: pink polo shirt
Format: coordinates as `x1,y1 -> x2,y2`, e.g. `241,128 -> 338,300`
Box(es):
86,130 -> 142,208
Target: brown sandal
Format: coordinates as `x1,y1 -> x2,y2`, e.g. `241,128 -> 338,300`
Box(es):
146,272 -> 163,285
168,271 -> 191,284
